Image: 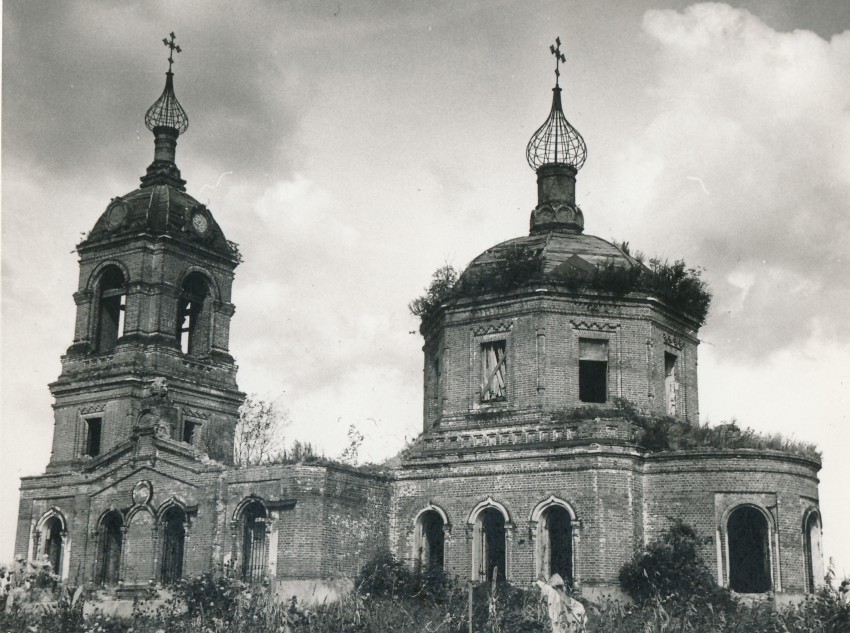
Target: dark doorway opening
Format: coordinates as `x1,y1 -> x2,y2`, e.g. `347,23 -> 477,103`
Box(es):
728,506 -> 771,593
98,511 -> 123,585
479,508 -> 506,582
160,507 -> 186,585
242,502 -> 268,583
545,506 -> 573,584
417,510 -> 445,571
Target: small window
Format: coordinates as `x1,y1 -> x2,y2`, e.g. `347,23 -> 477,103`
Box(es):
182,420 -> 200,445
85,418 -> 103,457
665,352 -> 678,416
480,340 -> 507,402
579,338 -> 608,403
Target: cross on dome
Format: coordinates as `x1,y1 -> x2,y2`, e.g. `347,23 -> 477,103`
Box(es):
526,37 -> 586,171
144,32 -> 189,135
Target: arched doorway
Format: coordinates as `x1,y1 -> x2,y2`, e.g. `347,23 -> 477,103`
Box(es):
476,508 -> 506,582
160,506 -> 186,584
43,517 -> 64,577
804,511 -> 824,592
98,511 -> 123,586
241,501 -> 268,583
414,509 -> 445,571
727,506 -> 771,593
538,506 -> 573,584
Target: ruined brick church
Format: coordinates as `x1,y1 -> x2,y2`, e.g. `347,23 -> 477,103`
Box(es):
15,40 -> 824,601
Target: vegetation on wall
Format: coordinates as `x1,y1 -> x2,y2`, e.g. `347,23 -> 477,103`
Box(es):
554,399 -> 822,461
409,241 -> 711,326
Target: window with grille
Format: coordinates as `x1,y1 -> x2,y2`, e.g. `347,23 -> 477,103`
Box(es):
480,340 -> 507,402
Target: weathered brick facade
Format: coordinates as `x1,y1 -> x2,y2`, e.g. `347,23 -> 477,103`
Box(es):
14,60 -> 823,603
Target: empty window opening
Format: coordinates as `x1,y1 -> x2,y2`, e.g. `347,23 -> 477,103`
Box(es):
537,506 -> 573,585
177,272 -> 211,356
476,508 -> 506,582
98,511 -> 123,586
160,507 -> 186,585
804,512 -> 824,593
85,418 -> 102,457
241,501 -> 268,583
415,510 -> 445,572
182,420 -> 200,445
665,352 -> 678,416
481,340 -> 507,402
43,517 -> 64,577
579,339 -> 608,403
96,267 -> 126,353
728,506 -> 771,593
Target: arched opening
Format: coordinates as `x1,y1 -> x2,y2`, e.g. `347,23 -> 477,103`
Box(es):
476,508 -> 506,582
42,517 -> 64,577
95,266 -> 126,353
538,506 -> 573,585
176,272 -> 212,356
414,510 -> 445,571
241,501 -> 268,583
98,511 -> 123,586
159,506 -> 186,584
728,506 -> 771,593
804,511 -> 824,592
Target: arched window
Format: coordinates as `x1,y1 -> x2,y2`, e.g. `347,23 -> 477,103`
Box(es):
241,501 -> 268,583
160,506 -> 186,584
95,266 -> 126,353
42,517 -> 64,577
98,511 -> 123,586
414,509 -> 445,571
472,507 -> 507,583
538,506 -> 573,584
176,272 -> 211,356
804,511 -> 824,593
727,506 -> 771,593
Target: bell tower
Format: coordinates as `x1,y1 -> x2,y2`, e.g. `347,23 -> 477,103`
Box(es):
47,34 -> 244,471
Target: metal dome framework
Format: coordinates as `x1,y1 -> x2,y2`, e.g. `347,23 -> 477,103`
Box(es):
144,33 -> 189,135
526,86 -> 586,171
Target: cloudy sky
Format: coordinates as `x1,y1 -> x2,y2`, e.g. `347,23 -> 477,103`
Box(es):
2,1 -> 849,577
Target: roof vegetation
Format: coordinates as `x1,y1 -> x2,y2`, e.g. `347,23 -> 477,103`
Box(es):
554,398 -> 822,461
410,241 -> 711,325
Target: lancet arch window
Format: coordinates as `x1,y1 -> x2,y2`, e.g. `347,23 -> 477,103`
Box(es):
97,510 -> 124,586
236,499 -> 269,583
35,509 -> 67,579
159,505 -> 187,585
176,272 -> 212,356
803,509 -> 824,593
468,498 -> 510,583
726,505 -> 772,594
531,497 -> 576,585
413,505 -> 448,572
94,265 -> 127,353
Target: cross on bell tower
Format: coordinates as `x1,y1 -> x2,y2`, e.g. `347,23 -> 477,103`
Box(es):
162,31 -> 182,72
550,37 -> 566,87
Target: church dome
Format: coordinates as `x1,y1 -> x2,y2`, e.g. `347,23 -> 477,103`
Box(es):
457,231 -> 641,294
84,185 -> 235,259
81,34 -> 236,261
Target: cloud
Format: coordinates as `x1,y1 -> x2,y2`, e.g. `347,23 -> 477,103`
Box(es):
602,4 -> 850,360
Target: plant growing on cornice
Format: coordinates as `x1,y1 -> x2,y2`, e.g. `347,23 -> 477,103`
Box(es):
409,264 -> 459,321
552,398 -> 821,460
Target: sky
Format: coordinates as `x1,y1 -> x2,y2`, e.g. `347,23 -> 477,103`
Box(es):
2,1 -> 849,579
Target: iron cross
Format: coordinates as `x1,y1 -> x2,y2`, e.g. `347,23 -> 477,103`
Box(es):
162,32 -> 182,72
549,37 -> 566,86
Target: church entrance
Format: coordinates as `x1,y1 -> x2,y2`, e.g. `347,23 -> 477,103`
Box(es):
160,507 -> 186,584
98,511 -> 123,585
728,506 -> 771,593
